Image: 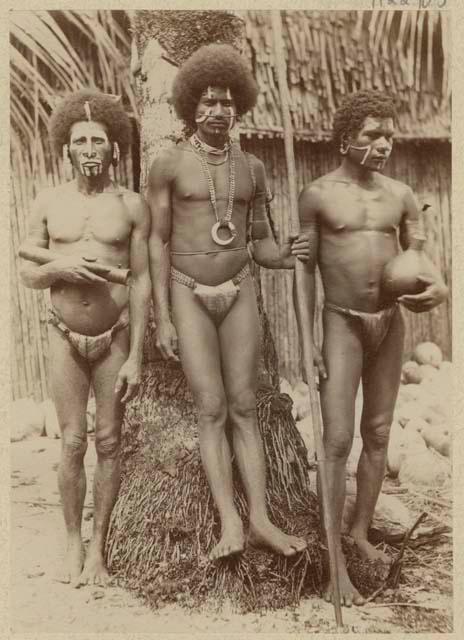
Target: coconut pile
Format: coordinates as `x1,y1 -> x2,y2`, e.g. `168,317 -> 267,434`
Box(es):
282,341 -> 452,489
387,342 -> 452,487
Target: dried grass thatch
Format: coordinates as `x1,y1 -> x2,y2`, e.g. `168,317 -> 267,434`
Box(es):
242,10 -> 450,140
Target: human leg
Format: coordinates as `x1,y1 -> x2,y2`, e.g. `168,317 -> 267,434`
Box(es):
77,328 -> 129,586
319,308 -> 365,606
349,309 -> 404,562
219,277 -> 306,556
48,326 -> 90,585
172,281 -> 243,560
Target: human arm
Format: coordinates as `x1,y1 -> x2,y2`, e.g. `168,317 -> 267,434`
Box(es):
248,157 -> 309,269
19,190 -> 109,288
147,150 -> 178,361
115,194 -> 152,403
295,185 -> 326,379
397,188 -> 448,312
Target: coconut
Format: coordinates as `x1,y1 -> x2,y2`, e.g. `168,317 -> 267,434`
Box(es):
421,423 -> 451,457
397,383 -> 427,405
295,416 -> 315,464
42,399 -> 60,438
11,398 -> 45,442
394,401 -> 424,427
294,390 -> 311,421
294,380 -> 309,396
419,364 -> 441,385
279,377 -> 293,397
404,416 -> 428,435
413,342 -> 443,368
398,448 -> 451,486
401,360 -> 423,384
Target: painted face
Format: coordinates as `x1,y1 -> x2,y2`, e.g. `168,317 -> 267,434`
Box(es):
345,116 -> 394,170
194,86 -> 237,135
68,121 -> 112,178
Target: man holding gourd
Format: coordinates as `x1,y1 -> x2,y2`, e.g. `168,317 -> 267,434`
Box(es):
297,90 -> 448,607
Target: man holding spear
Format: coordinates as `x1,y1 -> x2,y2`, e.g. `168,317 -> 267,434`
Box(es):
19,90 -> 151,587
148,44 -> 309,561
297,90 -> 448,606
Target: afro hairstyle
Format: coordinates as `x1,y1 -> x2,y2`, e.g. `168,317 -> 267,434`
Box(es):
332,90 -> 397,147
171,44 -> 258,129
49,90 -> 132,156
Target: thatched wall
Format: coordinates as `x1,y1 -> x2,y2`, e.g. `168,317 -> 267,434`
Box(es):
241,136 -> 452,383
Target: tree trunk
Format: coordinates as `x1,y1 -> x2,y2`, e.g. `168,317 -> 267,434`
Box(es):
106,10 -> 379,611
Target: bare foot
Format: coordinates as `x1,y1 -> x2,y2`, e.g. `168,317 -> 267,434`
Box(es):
324,548 -> 365,607
75,543 -> 112,587
248,517 -> 307,556
54,536 -> 84,586
350,535 -> 391,564
209,519 -> 245,560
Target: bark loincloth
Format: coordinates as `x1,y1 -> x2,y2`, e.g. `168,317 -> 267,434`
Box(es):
324,302 -> 398,356
48,306 -> 129,362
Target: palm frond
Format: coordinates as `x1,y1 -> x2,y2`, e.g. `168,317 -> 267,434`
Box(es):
10,10 -> 135,156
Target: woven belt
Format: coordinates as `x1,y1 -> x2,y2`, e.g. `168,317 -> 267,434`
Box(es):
171,264 -> 250,290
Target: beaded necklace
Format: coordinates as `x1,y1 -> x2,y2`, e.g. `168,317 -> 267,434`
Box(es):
190,134 -> 237,246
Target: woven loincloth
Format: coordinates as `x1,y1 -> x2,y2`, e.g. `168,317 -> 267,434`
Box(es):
171,264 -> 250,325
48,306 -> 129,362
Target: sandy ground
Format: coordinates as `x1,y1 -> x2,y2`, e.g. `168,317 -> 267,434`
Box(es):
10,435 -> 450,635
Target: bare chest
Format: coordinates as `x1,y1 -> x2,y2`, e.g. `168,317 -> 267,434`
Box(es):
174,152 -> 254,206
319,182 -> 403,232
47,193 -> 132,246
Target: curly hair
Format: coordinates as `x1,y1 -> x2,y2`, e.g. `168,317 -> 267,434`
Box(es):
171,44 -> 258,129
332,90 -> 397,147
49,90 -> 132,156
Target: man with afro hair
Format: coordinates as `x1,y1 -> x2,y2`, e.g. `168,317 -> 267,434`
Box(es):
297,89 -> 447,606
19,90 -> 151,588
148,43 -> 309,560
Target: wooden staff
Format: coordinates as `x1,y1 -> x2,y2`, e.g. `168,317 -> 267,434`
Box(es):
270,11 -> 343,627
19,246 -> 131,286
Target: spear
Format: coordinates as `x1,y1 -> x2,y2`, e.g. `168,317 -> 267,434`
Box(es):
270,10 -> 343,627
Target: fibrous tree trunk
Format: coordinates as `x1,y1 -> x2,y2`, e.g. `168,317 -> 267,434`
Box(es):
106,10 -> 377,611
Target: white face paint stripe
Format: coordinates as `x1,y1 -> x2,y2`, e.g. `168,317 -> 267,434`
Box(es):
348,144 -> 372,165
226,88 -> 232,100
84,101 -> 92,122
227,106 -> 236,131
195,107 -> 213,123
207,86 -> 213,99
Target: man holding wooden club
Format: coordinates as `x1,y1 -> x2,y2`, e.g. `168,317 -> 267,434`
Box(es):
19,90 -> 151,587
297,90 -> 447,606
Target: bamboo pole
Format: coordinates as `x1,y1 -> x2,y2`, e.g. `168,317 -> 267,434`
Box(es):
271,11 -> 343,628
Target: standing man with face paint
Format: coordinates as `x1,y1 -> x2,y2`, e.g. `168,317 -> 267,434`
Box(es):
297,90 -> 448,607
19,90 -> 151,587
148,44 -> 309,560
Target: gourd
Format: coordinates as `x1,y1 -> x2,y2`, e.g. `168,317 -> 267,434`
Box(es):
382,234 -> 439,299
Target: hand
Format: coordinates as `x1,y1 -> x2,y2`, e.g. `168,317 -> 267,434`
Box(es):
398,275 -> 448,313
302,344 -> 327,386
155,320 -> 179,362
280,233 -> 310,268
47,257 -> 110,284
114,358 -> 141,403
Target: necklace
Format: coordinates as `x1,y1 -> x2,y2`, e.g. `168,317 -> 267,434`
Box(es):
190,135 -> 237,246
